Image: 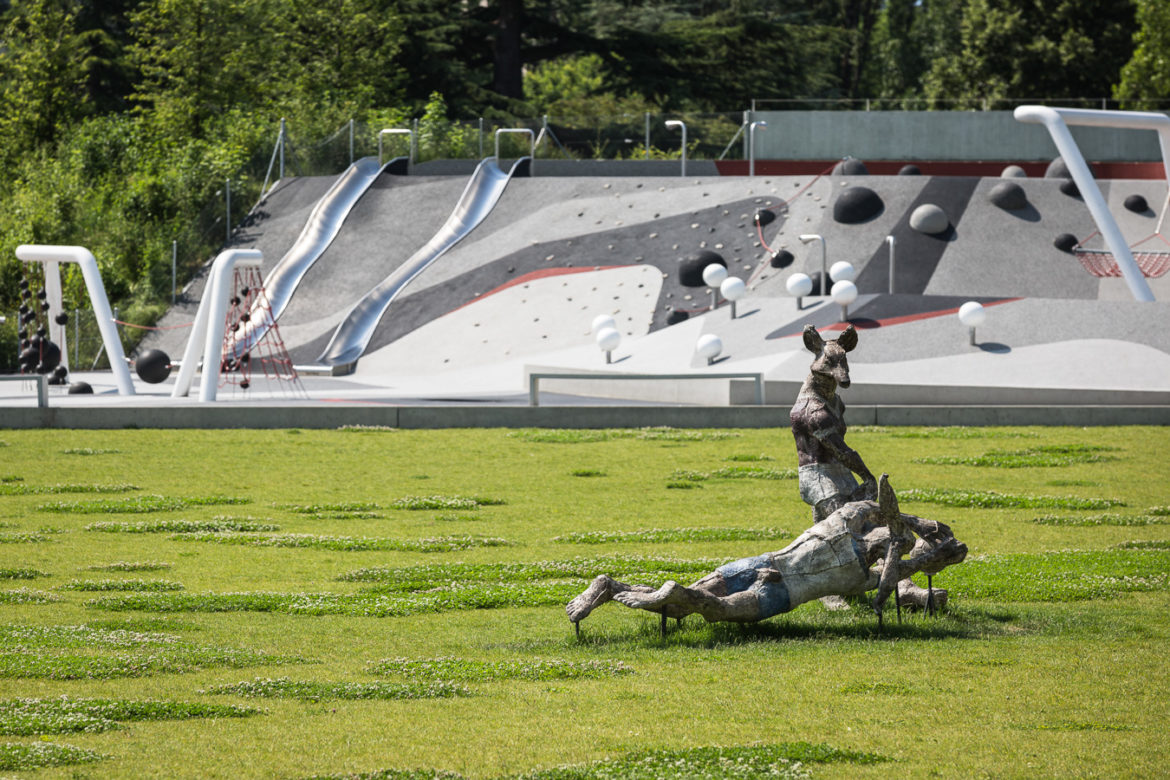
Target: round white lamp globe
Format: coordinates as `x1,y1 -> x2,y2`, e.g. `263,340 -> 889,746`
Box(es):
595,326 -> 621,352
958,301 -> 986,327
831,279 -> 858,306
720,277 -> 746,301
591,314 -> 616,335
702,263 -> 728,287
695,334 -> 723,361
786,273 -> 813,297
830,261 -> 856,282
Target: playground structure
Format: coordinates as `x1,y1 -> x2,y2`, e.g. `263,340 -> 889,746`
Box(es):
4,108 -> 1170,419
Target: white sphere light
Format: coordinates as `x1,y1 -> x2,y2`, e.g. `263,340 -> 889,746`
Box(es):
958,301 -> 987,327
595,326 -> 621,352
831,280 -> 858,306
830,261 -> 856,282
702,263 -> 728,287
786,273 -> 813,297
591,314 -> 616,335
720,276 -> 746,301
695,334 -> 723,361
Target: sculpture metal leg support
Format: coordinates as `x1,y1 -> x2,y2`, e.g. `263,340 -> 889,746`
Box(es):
894,583 -> 902,624
660,612 -> 667,637
927,574 -> 936,617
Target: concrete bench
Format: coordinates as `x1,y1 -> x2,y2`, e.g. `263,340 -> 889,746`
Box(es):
528,372 -> 764,407
0,374 -> 49,408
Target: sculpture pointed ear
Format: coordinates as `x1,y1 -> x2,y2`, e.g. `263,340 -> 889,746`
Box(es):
836,324 -> 858,353
802,324 -> 824,353
878,473 -> 899,520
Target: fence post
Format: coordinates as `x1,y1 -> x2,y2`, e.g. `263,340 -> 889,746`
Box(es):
645,112 -> 650,159
412,118 -> 419,161
225,180 -> 231,244
478,118 -> 484,158
74,308 -> 79,366
279,118 -> 286,179
171,240 -> 177,304
349,118 -> 355,164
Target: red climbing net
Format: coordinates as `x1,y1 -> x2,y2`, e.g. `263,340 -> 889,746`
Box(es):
1073,232 -> 1170,278
218,265 -> 305,397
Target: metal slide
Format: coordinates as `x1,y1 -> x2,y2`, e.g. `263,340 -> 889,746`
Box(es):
230,156 -> 405,358
314,156 -> 530,367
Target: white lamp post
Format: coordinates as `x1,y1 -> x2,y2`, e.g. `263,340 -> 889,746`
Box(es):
702,263 -> 727,309
958,301 -> 986,346
798,234 -> 827,295
831,279 -> 858,321
786,272 -> 813,310
664,120 -> 687,177
749,121 -> 767,177
596,326 -> 621,364
885,235 -> 896,294
695,333 -> 723,365
720,276 -> 746,318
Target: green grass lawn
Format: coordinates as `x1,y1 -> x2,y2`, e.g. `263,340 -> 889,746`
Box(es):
0,425 -> 1167,779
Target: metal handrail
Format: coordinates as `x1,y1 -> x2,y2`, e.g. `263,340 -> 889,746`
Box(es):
494,128 -> 535,173
528,371 -> 765,407
378,128 -> 414,166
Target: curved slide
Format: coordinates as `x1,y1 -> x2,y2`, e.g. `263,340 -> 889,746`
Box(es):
314,156 -> 530,367
230,155 -> 405,358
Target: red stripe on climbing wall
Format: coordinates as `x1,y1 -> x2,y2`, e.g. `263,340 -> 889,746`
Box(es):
816,297 -> 1023,333
458,265 -> 628,310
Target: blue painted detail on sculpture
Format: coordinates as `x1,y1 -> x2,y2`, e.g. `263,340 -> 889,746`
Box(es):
716,554 -> 771,592
754,580 -> 792,619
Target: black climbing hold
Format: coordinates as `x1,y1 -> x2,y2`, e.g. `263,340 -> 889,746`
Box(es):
18,278 -> 28,290
770,249 -> 794,269
230,296 -> 241,306
897,164 -> 921,176
18,304 -> 29,316
35,326 -> 46,338
135,348 -> 172,384
49,365 -> 68,385
833,186 -> 883,224
1059,178 -> 1080,198
1054,233 -> 1078,253
989,180 -> 1028,211
754,208 -> 775,227
54,312 -> 68,326
1045,157 -> 1070,178
240,287 -> 250,297
832,157 -> 869,176
241,313 -> 250,323
678,250 -> 726,287
666,309 -> 689,326
40,301 -> 50,312
240,380 -> 250,390
240,353 -> 251,364
1124,194 -> 1149,213
36,289 -> 46,300
68,381 -> 93,394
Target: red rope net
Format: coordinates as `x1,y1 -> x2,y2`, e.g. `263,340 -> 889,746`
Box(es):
1073,233 -> 1170,278
218,266 -> 305,396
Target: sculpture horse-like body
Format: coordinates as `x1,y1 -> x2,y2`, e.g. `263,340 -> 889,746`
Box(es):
566,476 -> 967,631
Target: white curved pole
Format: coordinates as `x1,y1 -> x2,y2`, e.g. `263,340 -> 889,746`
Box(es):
885,235 -> 896,294
665,120 -> 687,177
171,248 -> 263,400
749,121 -> 767,177
16,244 -> 135,395
1014,106 -> 1158,302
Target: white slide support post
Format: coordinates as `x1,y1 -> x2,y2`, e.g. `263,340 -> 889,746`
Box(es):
171,248 -> 263,401
1013,105 -> 1161,302
15,244 -> 134,395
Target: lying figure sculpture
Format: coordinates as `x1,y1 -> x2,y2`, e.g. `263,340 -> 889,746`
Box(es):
566,475 -> 966,634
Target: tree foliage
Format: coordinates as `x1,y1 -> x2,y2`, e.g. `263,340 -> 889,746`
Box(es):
1115,0 -> 1170,109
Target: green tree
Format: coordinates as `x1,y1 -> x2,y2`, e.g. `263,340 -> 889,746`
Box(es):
1115,0 -> 1170,109
923,0 -> 1138,109
0,0 -> 97,162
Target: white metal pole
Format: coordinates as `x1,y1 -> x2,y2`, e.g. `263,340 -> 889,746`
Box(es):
885,235 -> 896,294
279,118 -> 285,179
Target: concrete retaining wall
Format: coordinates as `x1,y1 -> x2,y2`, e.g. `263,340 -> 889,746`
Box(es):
742,111 -> 1164,162
2,404 -> 1167,429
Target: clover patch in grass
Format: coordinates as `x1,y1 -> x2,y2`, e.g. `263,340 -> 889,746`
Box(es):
725,453 -> 775,462
837,681 -> 915,695
507,427 -> 742,444
59,579 -> 185,592
943,549 -> 1170,601
62,448 -> 121,456
0,482 -> 139,496
171,532 -> 512,553
0,697 -> 259,735
202,677 -> 469,701
914,444 -> 1118,468
1031,514 -> 1168,527
86,561 -> 172,572
38,494 -> 250,514
0,741 -> 105,771
1113,541 -> 1170,550
0,531 -> 52,544
900,488 -> 1123,510
890,427 -> 1038,439
0,588 -> 60,604
518,742 -> 887,779
665,481 -> 702,489
86,518 -> 279,533
0,568 -> 47,580
570,469 -> 605,477
391,495 -> 504,511
554,527 -> 789,545
0,623 -> 310,679
370,657 -> 633,682
1150,506 -> 1170,516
